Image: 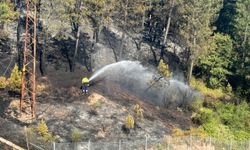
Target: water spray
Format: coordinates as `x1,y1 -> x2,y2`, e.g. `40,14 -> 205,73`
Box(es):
89,61 -> 198,107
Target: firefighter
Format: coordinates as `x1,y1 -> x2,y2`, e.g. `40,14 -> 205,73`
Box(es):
82,77 -> 90,94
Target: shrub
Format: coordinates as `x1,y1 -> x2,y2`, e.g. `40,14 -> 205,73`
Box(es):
172,127 -> 207,138
190,78 -> 224,99
190,98 -> 204,112
0,76 -> 8,89
71,128 -> 82,142
124,114 -> 134,129
37,119 -> 56,142
37,119 -> 49,137
191,107 -> 216,125
133,104 -> 144,120
192,100 -> 250,141
7,64 -> 22,92
158,59 -> 172,78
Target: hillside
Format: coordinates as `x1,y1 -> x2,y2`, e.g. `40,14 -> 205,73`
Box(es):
0,63 -> 194,149
0,0 -> 250,149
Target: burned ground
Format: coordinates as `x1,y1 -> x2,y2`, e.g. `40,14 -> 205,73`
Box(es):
0,63 -> 193,148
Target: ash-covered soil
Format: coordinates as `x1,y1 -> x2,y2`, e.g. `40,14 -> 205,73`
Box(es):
0,64 -> 193,148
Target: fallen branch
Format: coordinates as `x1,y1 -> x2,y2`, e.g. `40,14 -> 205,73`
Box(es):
0,137 -> 25,150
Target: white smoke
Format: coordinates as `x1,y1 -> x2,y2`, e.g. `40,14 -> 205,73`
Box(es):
90,61 -> 199,107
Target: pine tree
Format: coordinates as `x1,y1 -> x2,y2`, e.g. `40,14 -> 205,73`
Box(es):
177,0 -> 223,84
197,33 -> 233,88
8,64 -> 22,92
37,119 -> 49,137
232,0 -> 250,99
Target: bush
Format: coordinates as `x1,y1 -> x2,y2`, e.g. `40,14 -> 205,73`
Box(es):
172,127 -> 207,138
190,98 -> 204,112
7,64 -> 22,92
37,119 -> 56,142
124,114 -> 134,129
190,78 -> 224,99
37,119 -> 49,137
158,59 -> 172,78
0,76 -> 8,89
192,100 -> 250,141
133,104 -> 144,120
71,128 -> 82,142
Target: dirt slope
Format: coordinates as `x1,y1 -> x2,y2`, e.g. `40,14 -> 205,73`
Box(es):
0,64 -> 193,148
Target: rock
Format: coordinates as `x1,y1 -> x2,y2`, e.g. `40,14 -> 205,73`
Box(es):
91,43 -> 116,71
95,130 -> 106,139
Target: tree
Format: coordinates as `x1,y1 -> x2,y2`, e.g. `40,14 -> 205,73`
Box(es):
8,64 -> 22,92
196,33 -> 233,88
176,0 -> 222,84
85,0 -> 115,43
215,0 -> 236,35
231,0 -> 250,99
158,59 -> 172,78
0,0 -> 17,28
142,1 -> 165,64
114,0 -> 150,59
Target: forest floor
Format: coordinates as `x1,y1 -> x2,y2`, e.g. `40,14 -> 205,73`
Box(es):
0,63 -> 193,148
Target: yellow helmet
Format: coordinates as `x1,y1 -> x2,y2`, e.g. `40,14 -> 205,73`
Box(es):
82,77 -> 89,83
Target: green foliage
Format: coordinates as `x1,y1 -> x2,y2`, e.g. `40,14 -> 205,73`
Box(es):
232,0 -> 250,100
0,1 -> 17,24
158,59 -> 172,78
71,128 -> 82,142
172,127 -> 208,138
0,76 -> 8,89
197,33 -> 233,88
190,98 -> 204,112
37,119 -> 49,137
177,0 -> 222,57
124,114 -> 134,129
7,64 -> 22,92
192,101 -> 250,141
215,1 -> 236,35
37,119 -> 56,142
190,78 -> 224,99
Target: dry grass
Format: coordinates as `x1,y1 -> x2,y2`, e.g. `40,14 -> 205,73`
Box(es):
190,78 -> 224,99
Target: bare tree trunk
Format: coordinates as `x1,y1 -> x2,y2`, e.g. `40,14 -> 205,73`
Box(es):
142,9 -> 145,30
119,0 -> 129,59
187,58 -> 194,84
40,30 -> 47,76
187,36 -> 196,84
163,0 -> 175,44
71,27 -> 80,72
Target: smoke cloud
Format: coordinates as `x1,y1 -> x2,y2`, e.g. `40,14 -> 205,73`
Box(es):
90,61 -> 199,108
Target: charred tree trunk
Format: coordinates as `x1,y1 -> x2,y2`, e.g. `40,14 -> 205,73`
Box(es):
36,0 -> 47,76
16,1 -> 25,70
39,30 -> 47,76
150,45 -> 158,65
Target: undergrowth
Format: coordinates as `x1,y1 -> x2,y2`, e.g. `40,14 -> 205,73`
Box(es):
190,77 -> 250,142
